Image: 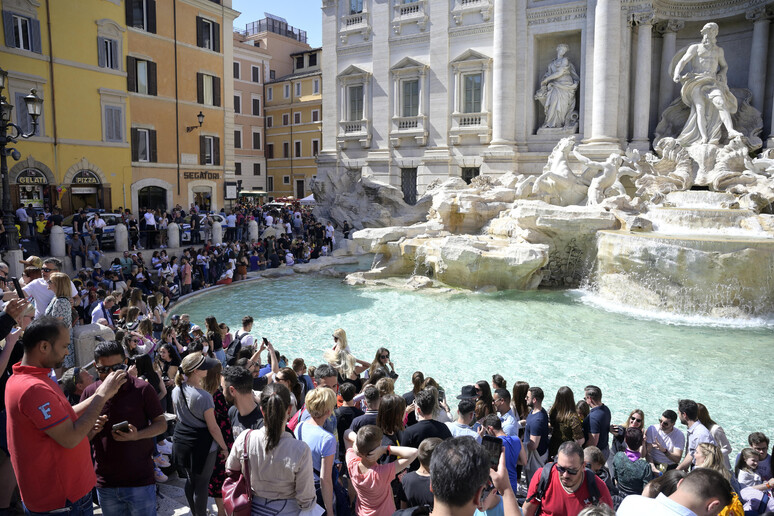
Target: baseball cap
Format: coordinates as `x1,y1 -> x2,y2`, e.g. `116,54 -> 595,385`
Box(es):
19,256 -> 43,269
188,355 -> 219,372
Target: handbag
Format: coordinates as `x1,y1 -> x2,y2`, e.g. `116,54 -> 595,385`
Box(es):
223,429 -> 253,516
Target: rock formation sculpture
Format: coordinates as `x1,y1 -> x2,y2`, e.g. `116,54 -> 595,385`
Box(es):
534,44 -> 579,132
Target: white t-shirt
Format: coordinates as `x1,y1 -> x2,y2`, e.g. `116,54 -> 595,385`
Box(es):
264,214 -> 274,226
92,218 -> 107,230
23,277 -> 78,318
645,425 -> 686,465
617,493 -> 696,516
143,212 -> 157,228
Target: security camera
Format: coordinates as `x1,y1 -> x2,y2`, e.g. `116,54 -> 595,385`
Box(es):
9,148 -> 20,161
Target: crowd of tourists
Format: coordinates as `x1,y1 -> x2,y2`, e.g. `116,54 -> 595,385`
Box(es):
0,238 -> 772,515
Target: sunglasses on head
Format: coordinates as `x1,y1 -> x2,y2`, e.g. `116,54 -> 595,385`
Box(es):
556,465 -> 580,476
95,363 -> 127,374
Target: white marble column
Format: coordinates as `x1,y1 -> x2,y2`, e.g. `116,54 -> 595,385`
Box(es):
631,12 -> 654,150
747,8 -> 770,114
585,0 -> 622,151
490,0 -> 517,147
657,20 -> 684,116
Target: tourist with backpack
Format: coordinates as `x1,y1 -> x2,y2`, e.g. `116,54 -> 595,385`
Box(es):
227,316 -> 255,366
522,441 -> 614,516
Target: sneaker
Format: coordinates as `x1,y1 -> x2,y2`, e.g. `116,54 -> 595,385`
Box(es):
154,454 -> 171,468
157,440 -> 173,455
154,467 -> 168,483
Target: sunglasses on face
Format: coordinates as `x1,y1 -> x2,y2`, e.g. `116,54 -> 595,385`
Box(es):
332,336 -> 338,341
631,417 -> 643,423
42,267 -> 55,273
95,363 -> 127,374
380,355 -> 389,359
556,465 -> 580,476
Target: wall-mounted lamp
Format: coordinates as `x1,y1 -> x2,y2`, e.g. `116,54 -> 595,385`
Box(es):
186,111 -> 205,133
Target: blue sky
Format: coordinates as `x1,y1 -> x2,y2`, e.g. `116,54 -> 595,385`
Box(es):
232,0 -> 323,48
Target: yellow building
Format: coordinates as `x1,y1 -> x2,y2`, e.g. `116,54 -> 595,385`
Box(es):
127,0 -> 238,213
265,48 -> 322,199
0,0 -> 131,213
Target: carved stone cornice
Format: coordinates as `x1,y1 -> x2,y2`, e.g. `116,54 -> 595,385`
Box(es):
654,19 -> 684,35
653,0 -> 769,21
630,10 -> 655,26
745,6 -> 771,22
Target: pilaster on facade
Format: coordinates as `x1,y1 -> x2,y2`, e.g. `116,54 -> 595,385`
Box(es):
450,0 -> 493,26
392,0 -> 429,35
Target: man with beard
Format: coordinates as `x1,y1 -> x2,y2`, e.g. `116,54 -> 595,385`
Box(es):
5,316 -> 126,514
524,386 -> 550,484
222,366 -> 262,437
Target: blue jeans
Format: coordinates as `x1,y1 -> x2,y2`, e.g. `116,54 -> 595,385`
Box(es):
24,491 -> 93,515
214,348 -> 226,367
96,485 -> 156,516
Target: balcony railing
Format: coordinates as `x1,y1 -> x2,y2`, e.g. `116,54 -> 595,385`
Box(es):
337,119 -> 371,148
340,11 -> 372,43
451,0 -> 492,25
450,112 -> 491,144
392,0 -> 428,34
390,115 -> 427,146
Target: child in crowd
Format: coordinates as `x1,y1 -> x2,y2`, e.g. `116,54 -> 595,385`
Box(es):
347,425 -> 418,516
401,437 -> 440,509
736,448 -> 763,488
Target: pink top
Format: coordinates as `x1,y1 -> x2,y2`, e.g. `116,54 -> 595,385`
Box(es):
346,448 -> 397,516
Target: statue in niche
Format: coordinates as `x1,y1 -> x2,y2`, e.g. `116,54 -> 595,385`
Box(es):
535,44 -> 579,132
671,22 -> 743,147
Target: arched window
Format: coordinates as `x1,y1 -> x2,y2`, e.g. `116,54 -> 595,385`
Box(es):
138,186 -> 167,212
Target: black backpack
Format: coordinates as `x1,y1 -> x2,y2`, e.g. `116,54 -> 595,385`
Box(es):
525,462 -> 601,512
226,331 -> 247,366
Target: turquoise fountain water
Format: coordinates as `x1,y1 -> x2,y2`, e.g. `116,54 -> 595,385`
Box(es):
170,273 -> 773,453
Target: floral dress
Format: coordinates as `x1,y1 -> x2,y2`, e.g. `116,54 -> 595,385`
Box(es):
45,296 -> 74,368
208,388 -> 234,498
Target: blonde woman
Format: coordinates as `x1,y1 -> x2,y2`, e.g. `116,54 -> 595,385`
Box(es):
294,387 -> 337,516
172,353 -> 229,516
45,272 -> 74,369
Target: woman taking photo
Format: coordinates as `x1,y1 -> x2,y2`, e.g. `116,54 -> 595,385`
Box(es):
172,353 -> 229,516
45,272 -> 74,371
225,383 -> 317,516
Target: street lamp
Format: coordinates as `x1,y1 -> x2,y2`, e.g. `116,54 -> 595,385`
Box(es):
186,111 -> 205,133
0,67 -> 44,250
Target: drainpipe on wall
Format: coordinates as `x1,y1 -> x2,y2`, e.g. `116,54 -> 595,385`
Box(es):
173,0 -> 181,199
44,0 -> 59,207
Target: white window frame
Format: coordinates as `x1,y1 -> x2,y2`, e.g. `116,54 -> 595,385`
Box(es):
234,128 -> 242,149
97,19 -> 125,72
283,175 -> 291,185
203,135 -> 215,165
449,49 -> 492,145
284,84 -> 290,98
100,88 -> 127,144
103,38 -> 116,69
233,92 -> 241,114
294,112 -> 301,124
201,18 -> 215,50
233,61 -> 240,79
282,113 -> 289,126
267,87 -> 273,101
266,116 -> 273,128
12,14 -> 31,51
267,176 -> 274,191
251,65 -> 261,83
312,109 -> 320,122
312,139 -> 320,156
251,96 -> 261,116
136,127 -> 150,161
337,65 -> 372,148
235,161 -> 242,175
252,130 -> 261,150
313,78 -> 320,94
390,57 -> 428,146
295,82 -> 301,97
294,140 -> 302,158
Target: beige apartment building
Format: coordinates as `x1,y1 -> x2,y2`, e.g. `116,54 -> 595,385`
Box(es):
127,0 -> 238,213
232,31 -> 271,197
265,48 -> 322,199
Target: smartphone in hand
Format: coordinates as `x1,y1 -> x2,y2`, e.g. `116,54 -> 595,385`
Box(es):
112,421 -> 130,433
481,435 -> 503,470
11,277 -> 24,299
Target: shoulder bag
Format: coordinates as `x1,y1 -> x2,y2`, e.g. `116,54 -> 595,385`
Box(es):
223,429 -> 253,516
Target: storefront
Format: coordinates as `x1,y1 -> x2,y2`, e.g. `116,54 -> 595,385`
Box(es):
14,168 -> 51,209
66,170 -> 112,213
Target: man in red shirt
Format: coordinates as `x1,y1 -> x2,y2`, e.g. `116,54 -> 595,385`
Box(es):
523,441 -> 614,516
5,316 -> 126,514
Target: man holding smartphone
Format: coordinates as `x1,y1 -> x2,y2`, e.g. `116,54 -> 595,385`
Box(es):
80,341 -> 166,516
